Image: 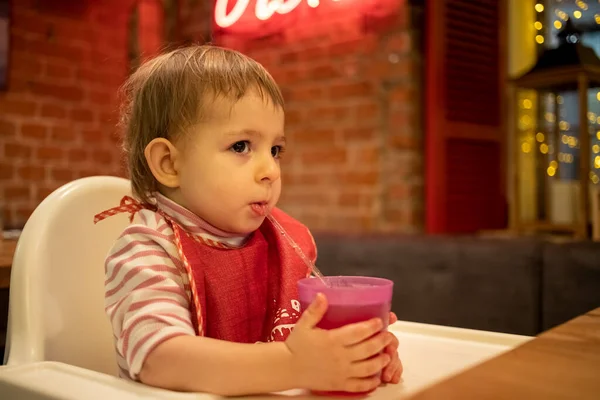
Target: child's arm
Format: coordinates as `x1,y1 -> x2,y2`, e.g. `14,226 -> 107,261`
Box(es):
139,294 -> 392,396
139,336 -> 297,395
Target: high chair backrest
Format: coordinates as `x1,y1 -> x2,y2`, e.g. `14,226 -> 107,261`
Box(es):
3,176 -> 132,376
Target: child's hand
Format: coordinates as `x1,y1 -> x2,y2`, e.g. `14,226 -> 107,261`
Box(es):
285,294 -> 392,393
381,312 -> 403,384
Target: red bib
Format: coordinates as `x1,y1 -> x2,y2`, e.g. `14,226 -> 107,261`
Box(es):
170,208 -> 314,342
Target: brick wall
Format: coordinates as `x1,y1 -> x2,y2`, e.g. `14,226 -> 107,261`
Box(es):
1,0 -> 424,234
0,0 -> 131,228
182,0 -> 424,233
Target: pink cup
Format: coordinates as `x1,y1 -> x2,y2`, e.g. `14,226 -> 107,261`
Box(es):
297,276 -> 394,396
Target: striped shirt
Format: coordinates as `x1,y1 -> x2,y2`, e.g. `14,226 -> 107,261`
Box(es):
104,193 -> 247,380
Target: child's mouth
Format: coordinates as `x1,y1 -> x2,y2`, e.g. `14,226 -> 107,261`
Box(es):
250,202 -> 269,216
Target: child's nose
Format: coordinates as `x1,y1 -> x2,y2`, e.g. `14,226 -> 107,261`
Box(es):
256,154 -> 280,183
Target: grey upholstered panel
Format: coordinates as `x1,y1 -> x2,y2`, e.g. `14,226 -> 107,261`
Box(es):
542,242 -> 600,331
312,234 -> 543,336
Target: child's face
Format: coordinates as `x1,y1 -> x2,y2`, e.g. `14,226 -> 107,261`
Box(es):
176,90 -> 285,235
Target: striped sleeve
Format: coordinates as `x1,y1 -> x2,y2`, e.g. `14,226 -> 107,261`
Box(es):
104,209 -> 196,380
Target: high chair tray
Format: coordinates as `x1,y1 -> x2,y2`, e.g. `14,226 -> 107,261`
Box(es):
0,321 -> 532,400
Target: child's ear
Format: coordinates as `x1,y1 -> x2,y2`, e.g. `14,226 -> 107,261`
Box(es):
144,138 -> 181,188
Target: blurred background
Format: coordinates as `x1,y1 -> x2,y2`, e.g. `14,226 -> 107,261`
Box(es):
0,0 -> 599,359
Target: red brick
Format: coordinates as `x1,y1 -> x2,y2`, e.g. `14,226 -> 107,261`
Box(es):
4,143 -> 32,159
308,65 -> 339,81
310,106 -> 349,121
37,186 -> 58,203
4,185 -> 30,201
16,206 -> 35,222
0,98 -> 37,116
388,134 -> 419,149
41,104 -> 68,119
45,62 -> 75,79
50,126 -> 77,142
51,168 -> 74,181
92,150 -> 113,164
356,102 -> 380,120
287,87 -> 324,103
21,123 -> 47,140
341,171 -> 379,185
8,51 -> 43,76
294,129 -> 336,145
36,146 -> 64,161
68,149 -> 87,162
329,82 -> 373,99
354,146 -> 380,164
301,148 -> 347,164
0,163 -> 14,180
339,192 -> 364,207
71,108 -> 95,123
82,129 -> 104,142
0,120 -> 17,138
342,128 -> 376,141
18,165 -> 45,181
30,82 -> 84,102
88,90 -> 114,105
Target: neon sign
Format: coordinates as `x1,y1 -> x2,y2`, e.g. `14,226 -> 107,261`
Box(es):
215,0 -> 334,28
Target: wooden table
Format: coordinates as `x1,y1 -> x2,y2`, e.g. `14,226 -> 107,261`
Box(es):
0,240 -> 16,289
407,307 -> 600,399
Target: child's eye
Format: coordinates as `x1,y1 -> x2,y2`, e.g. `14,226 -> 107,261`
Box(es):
271,145 -> 284,158
230,141 -> 250,154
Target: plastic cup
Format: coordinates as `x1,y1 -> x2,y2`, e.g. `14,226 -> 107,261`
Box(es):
297,276 -> 394,396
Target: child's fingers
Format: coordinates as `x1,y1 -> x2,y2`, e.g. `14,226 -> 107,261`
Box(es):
389,312 -> 398,324
350,352 -> 391,378
295,293 -> 328,330
385,332 -> 399,351
347,331 -> 392,361
382,358 -> 402,382
332,318 -> 384,346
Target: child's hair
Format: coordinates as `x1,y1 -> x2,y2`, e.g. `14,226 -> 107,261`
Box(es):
119,45 -> 285,203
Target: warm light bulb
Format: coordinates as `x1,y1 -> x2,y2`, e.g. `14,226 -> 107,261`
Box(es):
547,166 -> 556,176
522,143 -> 531,153
540,143 -> 549,154
535,3 -> 544,12
550,160 -> 558,169
554,20 -> 562,29
536,132 -> 545,142
523,99 -> 532,109
574,10 -> 582,18
535,21 -> 543,30
593,144 -> 600,154
536,35 -> 545,44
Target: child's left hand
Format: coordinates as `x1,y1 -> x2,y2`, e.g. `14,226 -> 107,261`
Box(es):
381,312 -> 403,384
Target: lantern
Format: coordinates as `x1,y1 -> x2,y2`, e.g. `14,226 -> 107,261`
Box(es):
511,19 -> 600,238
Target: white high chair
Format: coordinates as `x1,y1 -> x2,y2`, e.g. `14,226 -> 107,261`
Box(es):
3,176 -> 132,376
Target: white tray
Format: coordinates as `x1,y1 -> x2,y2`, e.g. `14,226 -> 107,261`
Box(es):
0,321 -> 532,400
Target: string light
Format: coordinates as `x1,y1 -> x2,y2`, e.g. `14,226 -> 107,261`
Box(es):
547,166 -> 556,176
540,143 -> 549,154
593,144 -> 600,154
554,20 -> 562,29
536,35 -> 545,43
536,132 -> 545,142
535,3 -> 544,12
522,142 -> 531,153
535,21 -> 543,30
574,10 -> 582,18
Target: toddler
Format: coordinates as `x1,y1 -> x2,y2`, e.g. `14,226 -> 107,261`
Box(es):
95,45 -> 402,396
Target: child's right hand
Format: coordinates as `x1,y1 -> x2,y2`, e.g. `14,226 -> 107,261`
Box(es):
285,293 -> 392,393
